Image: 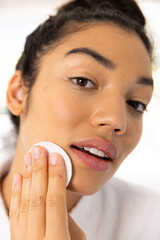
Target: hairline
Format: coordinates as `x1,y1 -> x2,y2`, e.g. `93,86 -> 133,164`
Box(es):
36,20 -> 151,72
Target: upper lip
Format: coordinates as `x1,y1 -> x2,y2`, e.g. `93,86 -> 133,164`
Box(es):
71,137 -> 119,160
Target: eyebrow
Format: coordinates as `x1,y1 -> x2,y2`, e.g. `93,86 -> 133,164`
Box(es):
136,77 -> 153,88
64,47 -> 116,69
64,47 -> 153,88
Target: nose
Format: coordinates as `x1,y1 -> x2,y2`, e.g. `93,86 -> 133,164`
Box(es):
89,93 -> 127,136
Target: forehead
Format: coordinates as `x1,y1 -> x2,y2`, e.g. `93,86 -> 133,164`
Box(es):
41,23 -> 152,76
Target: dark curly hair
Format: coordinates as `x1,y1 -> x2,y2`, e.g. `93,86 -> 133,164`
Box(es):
8,0 -> 153,134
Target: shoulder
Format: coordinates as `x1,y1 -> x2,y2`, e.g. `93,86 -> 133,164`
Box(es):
103,177 -> 160,204
102,178 -> 160,232
0,192 -> 10,239
100,178 -> 160,239
71,178 -> 160,239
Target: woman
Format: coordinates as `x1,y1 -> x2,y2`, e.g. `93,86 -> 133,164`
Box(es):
1,0 -> 160,239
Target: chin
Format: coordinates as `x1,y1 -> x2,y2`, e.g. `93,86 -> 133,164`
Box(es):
67,175 -> 109,196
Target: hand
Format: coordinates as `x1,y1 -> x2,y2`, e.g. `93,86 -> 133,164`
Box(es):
9,146 -> 86,240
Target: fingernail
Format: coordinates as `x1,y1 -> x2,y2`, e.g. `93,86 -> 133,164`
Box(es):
49,154 -> 58,165
25,154 -> 32,166
13,174 -> 19,185
32,147 -> 42,159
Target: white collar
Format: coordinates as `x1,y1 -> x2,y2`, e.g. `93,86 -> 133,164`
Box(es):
0,158 -> 12,239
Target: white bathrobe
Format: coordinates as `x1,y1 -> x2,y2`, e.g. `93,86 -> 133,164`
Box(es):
1,157 -> 160,240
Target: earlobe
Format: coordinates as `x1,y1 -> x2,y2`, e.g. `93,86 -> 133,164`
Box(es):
6,71 -> 26,116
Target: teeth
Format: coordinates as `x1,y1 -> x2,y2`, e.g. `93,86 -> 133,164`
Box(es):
88,147 -> 99,155
97,150 -> 105,157
84,147 -> 108,158
84,147 -> 90,151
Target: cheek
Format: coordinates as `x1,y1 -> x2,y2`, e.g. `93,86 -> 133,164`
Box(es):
46,90 -> 83,128
123,118 -> 143,159
20,89 -> 86,149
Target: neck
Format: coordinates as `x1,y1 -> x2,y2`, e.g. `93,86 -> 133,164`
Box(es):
1,135 -> 82,216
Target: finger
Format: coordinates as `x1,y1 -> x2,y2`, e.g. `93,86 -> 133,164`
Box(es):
17,153 -> 32,240
9,173 -> 23,240
45,153 -> 70,239
27,146 -> 48,239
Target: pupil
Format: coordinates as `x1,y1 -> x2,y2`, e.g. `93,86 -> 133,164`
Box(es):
133,102 -> 139,108
78,79 -> 87,87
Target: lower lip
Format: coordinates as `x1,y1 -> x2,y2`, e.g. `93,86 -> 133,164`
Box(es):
71,147 -> 112,171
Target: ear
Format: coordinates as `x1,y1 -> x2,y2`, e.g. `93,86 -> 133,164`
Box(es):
6,70 -> 27,116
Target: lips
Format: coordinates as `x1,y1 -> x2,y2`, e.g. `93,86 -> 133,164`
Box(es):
71,137 -> 119,160
72,146 -> 109,160
70,137 -> 119,171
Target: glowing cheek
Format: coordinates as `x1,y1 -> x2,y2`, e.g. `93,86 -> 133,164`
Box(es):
49,95 -> 82,126
126,120 -> 143,154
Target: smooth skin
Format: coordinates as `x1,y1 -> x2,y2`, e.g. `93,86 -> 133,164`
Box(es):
2,23 -> 153,239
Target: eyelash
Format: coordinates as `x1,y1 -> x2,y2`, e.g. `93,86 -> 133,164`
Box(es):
127,100 -> 147,114
69,76 -> 96,89
69,76 -> 147,113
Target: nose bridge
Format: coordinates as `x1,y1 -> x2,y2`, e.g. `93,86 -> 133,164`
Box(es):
89,90 -> 127,134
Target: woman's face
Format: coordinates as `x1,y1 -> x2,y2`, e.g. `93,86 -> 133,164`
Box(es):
19,24 -> 153,195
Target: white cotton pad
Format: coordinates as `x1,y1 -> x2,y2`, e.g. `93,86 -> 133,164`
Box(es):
29,141 -> 72,187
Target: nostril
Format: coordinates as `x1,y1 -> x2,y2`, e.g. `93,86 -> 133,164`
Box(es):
114,128 -> 121,132
114,127 -> 126,135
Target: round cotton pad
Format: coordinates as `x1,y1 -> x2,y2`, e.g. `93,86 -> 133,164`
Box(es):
29,141 -> 72,187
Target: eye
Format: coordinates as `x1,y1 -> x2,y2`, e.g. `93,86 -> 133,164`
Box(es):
69,76 -> 96,89
127,100 -> 147,113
